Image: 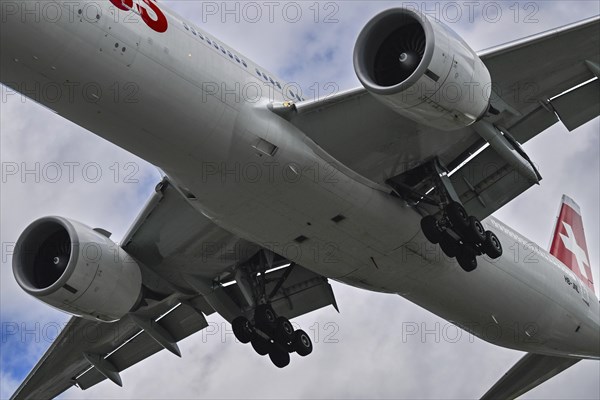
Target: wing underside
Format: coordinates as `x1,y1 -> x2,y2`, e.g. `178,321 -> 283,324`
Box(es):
10,297 -> 212,400
289,16 -> 599,219
481,353 -> 580,400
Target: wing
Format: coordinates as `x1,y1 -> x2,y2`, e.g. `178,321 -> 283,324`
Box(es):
289,16 -> 599,219
10,298 -> 212,400
11,179 -> 337,399
479,15 -> 600,135
481,353 -> 580,400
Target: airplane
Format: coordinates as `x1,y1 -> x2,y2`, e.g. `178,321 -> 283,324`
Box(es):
1,0 -> 599,398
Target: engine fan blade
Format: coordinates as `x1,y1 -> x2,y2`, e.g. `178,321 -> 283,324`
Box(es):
374,22 -> 426,86
33,230 -> 71,288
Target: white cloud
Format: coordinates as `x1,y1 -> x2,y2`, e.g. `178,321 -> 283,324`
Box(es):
1,1 -> 599,400
1,371 -> 20,400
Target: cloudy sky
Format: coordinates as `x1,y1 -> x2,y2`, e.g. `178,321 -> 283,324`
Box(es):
1,1 -> 599,399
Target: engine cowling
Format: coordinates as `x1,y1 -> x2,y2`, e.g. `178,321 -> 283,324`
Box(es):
354,8 -> 491,131
13,217 -> 142,322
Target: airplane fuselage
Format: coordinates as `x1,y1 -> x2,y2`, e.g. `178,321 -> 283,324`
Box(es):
1,0 -> 598,359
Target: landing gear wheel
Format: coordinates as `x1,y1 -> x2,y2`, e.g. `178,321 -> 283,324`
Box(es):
251,336 -> 272,356
268,344 -> 291,368
457,246 -> 478,272
232,316 -> 255,344
439,233 -> 460,258
292,329 -> 313,357
421,215 -> 442,244
446,202 -> 469,233
274,316 -> 294,346
484,231 -> 503,259
465,216 -> 486,244
254,304 -> 276,333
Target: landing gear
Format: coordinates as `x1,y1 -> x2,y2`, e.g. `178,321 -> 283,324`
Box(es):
292,330 -> 313,357
420,215 -> 442,244
457,245 -> 478,272
251,336 -> 271,356
232,316 -> 254,344
439,232 -> 460,258
465,216 -> 486,244
275,317 -> 294,344
446,202 -> 470,233
420,201 -> 503,272
483,231 -> 503,259
230,253 -> 314,368
232,305 -> 313,367
269,344 -> 291,368
386,158 -> 503,273
254,304 -> 277,333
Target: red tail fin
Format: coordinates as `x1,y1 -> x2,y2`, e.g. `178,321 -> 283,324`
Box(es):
550,195 -> 594,291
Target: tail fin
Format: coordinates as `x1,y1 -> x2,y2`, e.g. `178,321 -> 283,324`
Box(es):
549,195 -> 595,291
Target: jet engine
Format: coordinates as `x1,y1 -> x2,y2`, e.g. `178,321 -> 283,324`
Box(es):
354,8 -> 492,131
13,217 -> 142,322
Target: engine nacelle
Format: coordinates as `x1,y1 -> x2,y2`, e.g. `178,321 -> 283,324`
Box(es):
354,8 -> 491,131
13,217 -> 142,322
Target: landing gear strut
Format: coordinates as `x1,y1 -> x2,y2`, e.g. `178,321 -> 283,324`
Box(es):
229,252 -> 313,368
388,158 -> 503,272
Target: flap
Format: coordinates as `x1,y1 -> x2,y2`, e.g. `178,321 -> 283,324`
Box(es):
505,104 -> 559,144
450,138 -> 538,221
11,298 -> 209,400
75,302 -> 208,390
481,15 -> 599,128
223,264 -> 338,320
551,79 -> 600,131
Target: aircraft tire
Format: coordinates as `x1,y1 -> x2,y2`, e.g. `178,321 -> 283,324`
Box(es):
274,316 -> 294,347
254,304 -> 277,333
465,216 -> 486,244
421,215 -> 442,244
439,233 -> 460,258
232,316 -> 255,344
457,246 -> 478,272
269,344 -> 291,368
484,231 -> 503,259
446,202 -> 469,233
251,336 -> 271,356
292,330 -> 313,357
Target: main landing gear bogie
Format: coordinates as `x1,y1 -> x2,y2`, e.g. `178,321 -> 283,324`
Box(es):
421,202 -> 503,272
232,304 -> 313,368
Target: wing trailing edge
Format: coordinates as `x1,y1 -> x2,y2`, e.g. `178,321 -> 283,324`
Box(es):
481,353 -> 580,400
